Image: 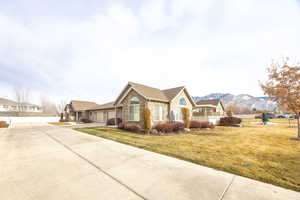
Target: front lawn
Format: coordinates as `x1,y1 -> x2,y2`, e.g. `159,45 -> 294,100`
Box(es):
48,122 -> 71,125
75,118 -> 300,191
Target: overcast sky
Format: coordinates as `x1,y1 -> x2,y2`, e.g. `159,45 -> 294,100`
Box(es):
1,0 -> 300,104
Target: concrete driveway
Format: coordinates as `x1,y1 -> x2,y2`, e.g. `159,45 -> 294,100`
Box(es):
0,124 -> 299,200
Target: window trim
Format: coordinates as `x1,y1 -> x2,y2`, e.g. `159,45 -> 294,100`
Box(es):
179,97 -> 187,106
128,97 -> 140,121
153,104 -> 164,122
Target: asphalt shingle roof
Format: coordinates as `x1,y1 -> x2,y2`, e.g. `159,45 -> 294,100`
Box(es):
196,99 -> 221,106
70,100 -> 99,111
88,101 -> 116,110
0,98 -> 17,105
128,82 -> 169,102
162,86 -> 185,101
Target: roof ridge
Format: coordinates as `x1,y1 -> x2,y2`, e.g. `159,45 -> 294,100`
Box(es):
128,81 -> 169,102
128,81 -> 162,91
162,86 -> 185,91
71,100 -> 98,103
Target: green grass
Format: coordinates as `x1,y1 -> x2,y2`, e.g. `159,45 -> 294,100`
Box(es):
75,118 -> 300,192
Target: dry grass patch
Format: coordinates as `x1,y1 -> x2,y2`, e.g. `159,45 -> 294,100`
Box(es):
75,118 -> 300,191
48,122 -> 71,126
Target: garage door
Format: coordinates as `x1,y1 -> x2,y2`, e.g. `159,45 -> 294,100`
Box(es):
108,111 -> 115,119
96,111 -> 105,123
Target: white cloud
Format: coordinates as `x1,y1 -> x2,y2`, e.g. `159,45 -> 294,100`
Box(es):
0,0 -> 300,105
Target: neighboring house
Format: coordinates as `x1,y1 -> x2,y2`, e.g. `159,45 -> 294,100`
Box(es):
0,98 -> 42,112
86,82 -> 195,128
192,99 -> 226,124
64,100 -> 100,122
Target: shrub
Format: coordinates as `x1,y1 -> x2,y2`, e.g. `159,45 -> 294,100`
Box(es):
118,122 -> 125,129
123,123 -> 141,132
106,118 -> 122,126
220,117 -> 242,126
226,110 -> 233,117
144,108 -> 152,131
200,121 -> 215,129
173,122 -> 185,132
154,122 -> 185,133
182,108 -> 190,128
0,121 -> 9,128
150,129 -> 159,135
189,120 -> 202,129
189,121 -> 215,129
155,122 -> 173,133
81,118 -> 92,123
59,119 -> 68,122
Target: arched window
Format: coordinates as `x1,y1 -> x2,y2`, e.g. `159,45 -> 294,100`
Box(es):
130,97 -> 139,104
129,97 -> 140,121
179,97 -> 187,105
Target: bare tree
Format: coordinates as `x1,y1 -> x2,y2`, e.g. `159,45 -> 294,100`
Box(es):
13,86 -> 30,112
40,95 -> 58,115
261,57 -> 300,140
56,100 -> 67,114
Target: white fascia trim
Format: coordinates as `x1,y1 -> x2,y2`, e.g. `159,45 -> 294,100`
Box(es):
170,87 -> 185,103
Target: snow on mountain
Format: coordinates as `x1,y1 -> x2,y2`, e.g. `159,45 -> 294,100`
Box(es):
192,93 -> 277,111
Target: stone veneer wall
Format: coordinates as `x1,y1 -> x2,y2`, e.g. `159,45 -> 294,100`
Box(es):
170,89 -> 193,120
147,101 -> 169,126
121,89 -> 147,128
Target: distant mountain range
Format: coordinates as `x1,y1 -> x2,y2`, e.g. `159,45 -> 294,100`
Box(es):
192,93 -> 277,111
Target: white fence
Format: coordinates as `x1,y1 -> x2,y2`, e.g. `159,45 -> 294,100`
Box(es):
0,117 -> 60,124
233,114 -> 256,119
191,116 -> 221,125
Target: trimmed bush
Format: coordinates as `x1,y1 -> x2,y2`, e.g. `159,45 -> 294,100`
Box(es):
124,123 -> 141,132
0,121 -> 9,128
106,118 -> 122,126
226,110 -> 233,117
220,117 -> 242,126
81,118 -> 92,123
182,107 -> 190,128
200,121 -> 215,129
118,122 -> 141,132
189,120 -> 202,128
154,122 -> 185,133
118,122 -> 125,129
144,108 -> 151,131
173,122 -> 185,132
189,121 -> 215,129
59,119 -> 68,122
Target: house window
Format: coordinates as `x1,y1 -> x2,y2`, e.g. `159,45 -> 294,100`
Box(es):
129,97 -> 140,121
172,109 -> 183,121
179,98 -> 187,106
153,104 -> 164,121
3,105 -> 8,109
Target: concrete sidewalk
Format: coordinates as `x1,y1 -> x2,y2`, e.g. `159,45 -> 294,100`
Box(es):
0,124 -> 299,200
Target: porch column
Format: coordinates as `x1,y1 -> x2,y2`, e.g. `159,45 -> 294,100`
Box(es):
76,112 -> 78,122
114,106 -> 117,125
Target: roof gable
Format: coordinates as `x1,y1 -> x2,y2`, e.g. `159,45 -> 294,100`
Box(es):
70,100 -> 99,111
129,82 -> 169,102
114,82 -> 195,106
114,82 -> 169,104
162,86 -> 184,101
0,98 -> 17,105
196,99 -> 224,109
88,101 -> 122,110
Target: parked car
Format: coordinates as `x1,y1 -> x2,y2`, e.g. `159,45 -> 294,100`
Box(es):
277,113 -> 295,119
255,113 -> 276,119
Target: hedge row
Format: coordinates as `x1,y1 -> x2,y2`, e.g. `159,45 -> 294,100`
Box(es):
0,121 -> 9,128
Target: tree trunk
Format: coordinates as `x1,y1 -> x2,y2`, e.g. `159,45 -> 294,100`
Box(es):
298,112 -> 300,139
